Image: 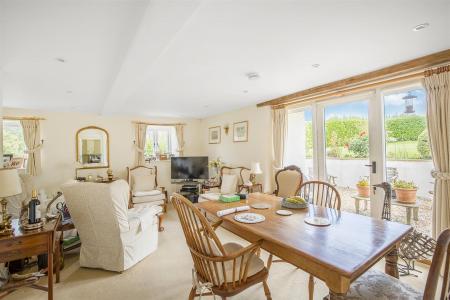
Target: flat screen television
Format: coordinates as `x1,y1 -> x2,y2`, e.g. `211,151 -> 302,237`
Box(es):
171,156 -> 209,180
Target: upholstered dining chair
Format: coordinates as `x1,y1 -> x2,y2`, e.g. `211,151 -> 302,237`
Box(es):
273,165 -> 304,198
298,181 -> 341,300
172,193 -> 272,300
335,228 -> 450,299
127,166 -> 168,212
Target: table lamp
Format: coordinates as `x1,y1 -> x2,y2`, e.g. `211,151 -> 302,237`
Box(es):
250,162 -> 262,185
0,168 -> 23,235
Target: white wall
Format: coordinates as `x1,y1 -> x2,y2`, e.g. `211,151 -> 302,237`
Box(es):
3,107 -> 202,195
200,105 -> 273,192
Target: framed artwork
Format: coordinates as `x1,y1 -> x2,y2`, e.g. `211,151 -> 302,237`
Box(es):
233,121 -> 248,142
209,126 -> 221,144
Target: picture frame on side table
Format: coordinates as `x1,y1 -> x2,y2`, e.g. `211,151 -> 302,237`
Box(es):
233,121 -> 248,142
209,126 -> 221,144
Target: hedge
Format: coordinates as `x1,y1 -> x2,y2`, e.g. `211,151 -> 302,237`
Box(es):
325,118 -> 367,146
385,115 -> 426,141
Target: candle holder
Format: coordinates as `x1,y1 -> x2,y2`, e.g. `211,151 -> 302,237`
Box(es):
0,198 -> 13,236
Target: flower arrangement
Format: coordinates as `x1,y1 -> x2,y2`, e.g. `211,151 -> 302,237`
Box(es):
208,157 -> 224,169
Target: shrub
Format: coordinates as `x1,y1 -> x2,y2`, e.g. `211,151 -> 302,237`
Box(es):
417,129 -> 431,159
349,135 -> 369,158
325,118 -> 367,146
385,115 -> 426,141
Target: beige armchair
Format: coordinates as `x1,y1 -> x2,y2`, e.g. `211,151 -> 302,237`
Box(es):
61,180 -> 161,272
127,166 -> 168,212
273,165 -> 304,198
200,166 -> 250,202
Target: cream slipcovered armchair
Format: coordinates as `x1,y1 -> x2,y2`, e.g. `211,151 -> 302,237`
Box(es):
273,165 -> 304,198
127,166 -> 168,212
61,180 -> 161,272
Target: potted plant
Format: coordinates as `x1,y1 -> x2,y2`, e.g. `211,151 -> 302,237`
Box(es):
393,179 -> 417,203
356,177 -> 370,198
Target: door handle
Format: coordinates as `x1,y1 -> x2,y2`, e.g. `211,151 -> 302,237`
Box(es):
364,161 -> 376,174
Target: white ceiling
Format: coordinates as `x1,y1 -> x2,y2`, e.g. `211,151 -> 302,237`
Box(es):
1,0 -> 449,118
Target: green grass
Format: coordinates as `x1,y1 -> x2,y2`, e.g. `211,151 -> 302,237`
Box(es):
386,141 -> 421,160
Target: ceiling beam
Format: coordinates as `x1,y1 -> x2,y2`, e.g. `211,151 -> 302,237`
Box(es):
257,49 -> 450,108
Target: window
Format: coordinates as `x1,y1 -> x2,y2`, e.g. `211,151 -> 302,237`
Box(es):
3,120 -> 26,157
285,107 -> 314,178
144,126 -> 178,159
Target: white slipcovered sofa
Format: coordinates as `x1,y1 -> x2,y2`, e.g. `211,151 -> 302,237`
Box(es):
61,180 -> 161,272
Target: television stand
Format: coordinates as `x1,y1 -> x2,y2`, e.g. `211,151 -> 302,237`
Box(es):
177,182 -> 202,203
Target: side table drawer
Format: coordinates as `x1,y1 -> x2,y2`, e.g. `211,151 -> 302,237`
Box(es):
0,234 -> 48,262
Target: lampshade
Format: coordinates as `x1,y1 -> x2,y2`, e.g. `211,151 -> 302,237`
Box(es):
251,162 -> 262,174
0,168 -> 22,198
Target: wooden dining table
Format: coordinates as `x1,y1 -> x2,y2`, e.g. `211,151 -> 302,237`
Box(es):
196,193 -> 412,299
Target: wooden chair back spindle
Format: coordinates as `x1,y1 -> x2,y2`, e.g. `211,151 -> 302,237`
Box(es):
299,181 -> 341,210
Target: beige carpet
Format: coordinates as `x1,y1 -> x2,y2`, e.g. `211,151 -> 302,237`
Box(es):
6,205 -> 429,300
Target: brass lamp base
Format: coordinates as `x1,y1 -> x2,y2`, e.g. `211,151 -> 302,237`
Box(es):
0,227 -> 13,236
0,198 -> 13,236
250,173 -> 256,185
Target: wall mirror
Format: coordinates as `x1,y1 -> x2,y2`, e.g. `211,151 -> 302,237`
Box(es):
76,126 -> 110,169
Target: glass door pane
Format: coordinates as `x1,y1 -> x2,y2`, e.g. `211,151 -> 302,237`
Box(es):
383,88 -> 432,235
285,107 -> 314,179
323,99 -> 371,215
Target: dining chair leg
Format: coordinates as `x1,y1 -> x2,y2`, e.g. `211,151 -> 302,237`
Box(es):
263,280 -> 272,300
308,275 -> 314,300
267,254 -> 273,272
188,287 -> 196,300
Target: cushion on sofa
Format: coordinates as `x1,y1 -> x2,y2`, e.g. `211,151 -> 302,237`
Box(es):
132,174 -> 155,192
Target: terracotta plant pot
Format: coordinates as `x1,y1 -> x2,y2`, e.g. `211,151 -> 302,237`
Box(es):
356,185 -> 370,198
395,188 -> 417,203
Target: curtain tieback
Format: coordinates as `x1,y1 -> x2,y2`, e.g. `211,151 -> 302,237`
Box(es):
25,143 -> 43,154
431,170 -> 450,180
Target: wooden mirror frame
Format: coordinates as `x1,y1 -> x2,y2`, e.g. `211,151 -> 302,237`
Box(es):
76,126 -> 110,169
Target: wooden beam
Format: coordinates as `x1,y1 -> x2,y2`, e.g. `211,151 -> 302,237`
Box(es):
257,49 -> 450,108
3,116 -> 46,121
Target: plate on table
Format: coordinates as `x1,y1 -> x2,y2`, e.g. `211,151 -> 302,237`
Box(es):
304,216 -> 331,226
251,203 -> 271,209
234,213 -> 265,224
276,210 -> 293,216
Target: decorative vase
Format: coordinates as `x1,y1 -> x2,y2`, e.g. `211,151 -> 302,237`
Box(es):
394,188 -> 417,203
356,185 -> 370,198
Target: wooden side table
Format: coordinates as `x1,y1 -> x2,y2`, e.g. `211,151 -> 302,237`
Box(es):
0,216 -> 61,300
238,183 -> 263,193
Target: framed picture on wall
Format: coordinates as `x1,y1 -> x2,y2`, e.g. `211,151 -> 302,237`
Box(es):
233,121 -> 248,142
209,126 -> 221,144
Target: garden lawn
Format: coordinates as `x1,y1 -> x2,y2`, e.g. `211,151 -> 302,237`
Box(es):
386,141 -> 421,160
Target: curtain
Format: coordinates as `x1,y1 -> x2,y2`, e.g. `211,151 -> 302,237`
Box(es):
175,124 -> 185,156
134,123 -> 147,166
424,65 -> 450,238
271,107 -> 287,171
20,120 -> 42,176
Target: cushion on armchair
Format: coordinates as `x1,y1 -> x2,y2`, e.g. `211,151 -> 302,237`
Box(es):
221,174 -> 238,194
132,174 -> 155,191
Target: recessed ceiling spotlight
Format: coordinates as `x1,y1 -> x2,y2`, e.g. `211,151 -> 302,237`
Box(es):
246,72 -> 260,80
203,105 -> 209,108
243,90 -> 248,93
413,23 -> 429,31
312,64 -> 320,68
66,90 -> 73,94
55,57 -> 66,63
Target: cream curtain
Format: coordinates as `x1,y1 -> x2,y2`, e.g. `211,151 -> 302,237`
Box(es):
271,107 -> 287,171
175,124 -> 185,156
424,65 -> 450,238
134,123 -> 147,166
20,120 -> 42,176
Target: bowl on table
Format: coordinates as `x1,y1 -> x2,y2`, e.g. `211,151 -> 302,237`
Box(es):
281,196 -> 308,209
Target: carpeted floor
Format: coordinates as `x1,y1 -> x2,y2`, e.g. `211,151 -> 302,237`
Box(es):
6,205 -> 429,300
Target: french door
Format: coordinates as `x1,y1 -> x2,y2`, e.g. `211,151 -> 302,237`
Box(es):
287,81 -> 432,233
